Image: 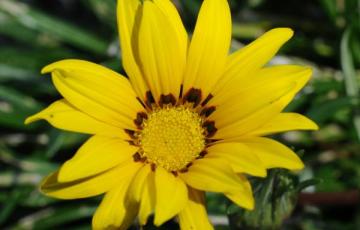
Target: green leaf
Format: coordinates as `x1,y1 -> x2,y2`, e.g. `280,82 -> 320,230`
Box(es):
0,0 -> 109,55
340,28 -> 360,141
296,178 -> 322,192
228,170 -> 300,230
0,85 -> 43,129
0,190 -> 22,224
9,206 -> 96,230
307,97 -> 355,124
82,0 -> 117,29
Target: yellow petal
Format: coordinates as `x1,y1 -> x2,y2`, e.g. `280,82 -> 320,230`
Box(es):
25,99 -> 128,138
42,59 -> 144,129
240,137 -> 304,170
127,164 -> 152,203
137,0 -> 187,101
58,136 -> 138,182
180,158 -> 247,193
207,142 -> 267,177
117,0 -> 149,101
40,160 -> 141,199
210,65 -> 311,106
92,179 -> 138,230
138,170 -> 156,225
211,66 -> 312,140
178,188 -> 214,230
248,113 -> 319,136
153,0 -> 188,47
182,0 -> 231,101
213,28 -> 294,95
154,167 -> 188,226
210,76 -> 296,128
225,175 -> 254,210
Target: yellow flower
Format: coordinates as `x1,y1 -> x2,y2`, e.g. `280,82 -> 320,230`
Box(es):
25,0 -> 318,229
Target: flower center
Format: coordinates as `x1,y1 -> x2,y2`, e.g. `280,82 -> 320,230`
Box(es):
139,106 -> 206,171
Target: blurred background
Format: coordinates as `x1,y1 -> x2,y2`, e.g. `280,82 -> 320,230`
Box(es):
0,0 -> 359,229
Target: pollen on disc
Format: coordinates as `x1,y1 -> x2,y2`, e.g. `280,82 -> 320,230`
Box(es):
139,106 -> 206,171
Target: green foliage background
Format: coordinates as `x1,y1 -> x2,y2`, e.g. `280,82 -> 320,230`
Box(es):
0,0 -> 359,229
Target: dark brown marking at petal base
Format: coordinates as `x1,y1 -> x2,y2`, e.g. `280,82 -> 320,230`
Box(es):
183,88 -> 202,108
179,84 -> 184,98
203,121 -> 217,138
136,97 -> 146,108
125,129 -> 136,139
197,150 -> 208,159
205,139 -> 220,145
200,106 -> 216,117
171,171 -> 178,176
134,112 -> 148,128
159,94 -> 176,107
133,152 -> 142,162
179,168 -> 189,173
145,91 -> 155,108
127,140 -> 137,146
201,94 -> 214,107
151,163 -> 157,171
179,162 -> 193,173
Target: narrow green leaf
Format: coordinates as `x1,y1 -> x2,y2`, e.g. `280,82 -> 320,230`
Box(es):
0,86 -> 43,129
341,28 -> 360,141
0,0 -> 109,55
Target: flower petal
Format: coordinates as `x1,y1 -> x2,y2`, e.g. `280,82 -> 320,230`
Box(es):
182,0 -> 231,101
117,0 -> 149,101
127,164 -> 152,203
178,188 -> 213,230
210,65 -> 312,126
180,158 -> 247,193
40,160 -> 141,199
213,28 -> 294,95
207,142 -> 267,177
138,170 -> 156,225
153,0 -> 188,46
92,179 -> 138,230
225,175 -> 254,210
240,137 -> 304,170
42,59 -> 144,129
154,167 -> 188,226
137,0 -> 187,101
25,99 -> 128,138
58,136 -> 138,182
248,113 -> 319,136
210,79 -> 295,129
210,66 -> 312,140
210,65 -> 311,107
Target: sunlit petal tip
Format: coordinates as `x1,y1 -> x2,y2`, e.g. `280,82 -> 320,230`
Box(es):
258,170 -> 268,178
288,155 -> 305,171
292,160 -> 305,171
41,61 -> 64,74
281,153 -> 304,171
300,66 -> 313,79
268,27 -> 294,41
24,114 -> 37,125
312,123 -> 320,130
41,65 -> 52,74
237,195 -> 255,210
38,172 -> 59,198
245,199 -> 255,210
226,189 -> 255,210
305,118 -> 319,130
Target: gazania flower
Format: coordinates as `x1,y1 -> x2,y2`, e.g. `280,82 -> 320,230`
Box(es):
26,0 -> 318,229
